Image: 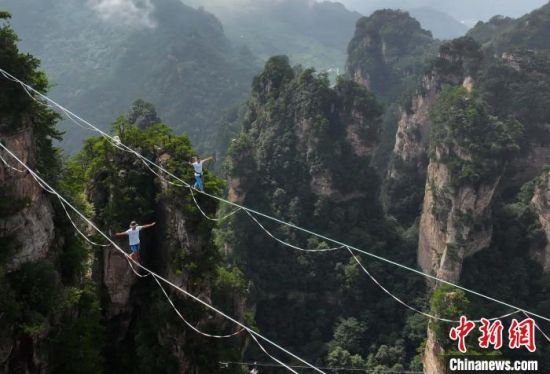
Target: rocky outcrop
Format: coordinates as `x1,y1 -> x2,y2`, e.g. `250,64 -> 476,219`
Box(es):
416,79 -> 523,373
0,124 -> 55,271
384,74 -> 474,224
0,113 -> 60,374
418,158 -> 498,282
419,162 -> 499,374
157,169 -> 208,290
383,74 -> 438,223
101,248 -> 137,318
346,110 -> 377,157
383,37 -> 484,225
391,74 -> 439,169
531,171 -> 550,271
422,328 -> 446,374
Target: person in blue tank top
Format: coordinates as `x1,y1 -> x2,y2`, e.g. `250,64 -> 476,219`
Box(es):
115,220 -> 156,262
189,155 -> 214,191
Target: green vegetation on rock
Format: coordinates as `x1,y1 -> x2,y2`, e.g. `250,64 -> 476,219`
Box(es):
429,85 -> 522,187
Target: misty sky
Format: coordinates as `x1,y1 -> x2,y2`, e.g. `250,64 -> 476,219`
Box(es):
338,0 -> 549,23
186,0 -> 549,26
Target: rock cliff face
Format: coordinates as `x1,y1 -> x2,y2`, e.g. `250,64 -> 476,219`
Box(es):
411,46 -> 550,283
416,77 -> 502,282
100,248 -> 137,318
0,124 -> 55,271
384,37 -> 482,224
423,328 -> 446,374
0,120 -> 58,372
383,74 -> 438,223
390,74 -> 439,170
343,6 -> 550,372
531,171 -> 550,271
0,16 -> 108,371
418,153 -> 499,282
417,79 -> 522,372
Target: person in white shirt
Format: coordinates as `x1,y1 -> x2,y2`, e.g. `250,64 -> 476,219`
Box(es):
189,155 -> 213,191
115,220 -> 156,262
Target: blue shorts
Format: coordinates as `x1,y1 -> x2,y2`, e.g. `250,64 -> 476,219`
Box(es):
130,244 -> 140,253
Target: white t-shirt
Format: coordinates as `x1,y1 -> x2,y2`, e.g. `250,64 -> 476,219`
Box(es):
192,161 -> 203,176
126,226 -> 142,245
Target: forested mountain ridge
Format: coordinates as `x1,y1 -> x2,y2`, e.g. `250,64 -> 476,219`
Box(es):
349,4 -> 550,373
4,0 -> 258,153
347,9 -> 438,103
222,56 -> 428,372
467,1 -> 550,53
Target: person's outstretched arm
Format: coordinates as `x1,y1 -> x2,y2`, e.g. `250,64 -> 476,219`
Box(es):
201,156 -> 214,163
141,222 -> 156,230
114,230 -> 128,237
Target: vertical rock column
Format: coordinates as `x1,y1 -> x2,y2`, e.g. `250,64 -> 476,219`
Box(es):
531,171 -> 550,271
0,124 -> 55,270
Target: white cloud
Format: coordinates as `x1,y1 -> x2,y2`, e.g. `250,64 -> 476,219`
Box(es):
89,0 -> 157,28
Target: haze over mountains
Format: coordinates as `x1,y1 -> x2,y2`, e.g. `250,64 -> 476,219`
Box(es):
186,0 -> 360,74
3,0 -> 549,154
340,0 -> 549,25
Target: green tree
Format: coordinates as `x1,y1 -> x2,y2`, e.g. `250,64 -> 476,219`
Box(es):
127,99 -> 161,130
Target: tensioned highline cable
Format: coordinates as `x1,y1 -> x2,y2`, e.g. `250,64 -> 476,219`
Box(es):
2,155 -> 244,331
3,151 -> 524,328
245,210 -> 344,252
58,198 -> 110,248
244,206 -> 521,322
247,329 -> 299,374
0,143 -> 326,374
14,159 -> 149,278
1,67 -> 549,325
11,72 -> 243,223
0,152 -> 25,173
139,156 -> 242,222
219,361 -> 424,373
522,311 -> 550,343
153,276 -> 245,339
189,187 -> 242,222
347,247 -> 520,323
27,165 -> 247,338
2,68 -> 339,240
0,148 -> 532,323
